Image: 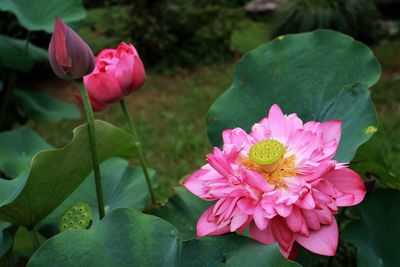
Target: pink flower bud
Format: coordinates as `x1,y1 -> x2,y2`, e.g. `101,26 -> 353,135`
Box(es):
48,17 -> 95,80
82,42 -> 146,111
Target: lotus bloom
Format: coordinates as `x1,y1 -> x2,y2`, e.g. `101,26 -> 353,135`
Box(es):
183,104 -> 366,258
49,17 -> 95,80
80,42 -> 146,112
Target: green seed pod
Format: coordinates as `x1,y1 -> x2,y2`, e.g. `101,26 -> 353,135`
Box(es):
249,139 -> 285,165
59,202 -> 92,232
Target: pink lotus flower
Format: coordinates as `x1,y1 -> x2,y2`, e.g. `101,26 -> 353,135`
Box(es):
48,17 -> 95,80
183,104 -> 366,258
79,42 -> 146,112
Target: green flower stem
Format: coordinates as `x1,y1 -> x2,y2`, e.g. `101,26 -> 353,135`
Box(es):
78,84 -> 105,219
28,227 -> 41,250
119,98 -> 156,205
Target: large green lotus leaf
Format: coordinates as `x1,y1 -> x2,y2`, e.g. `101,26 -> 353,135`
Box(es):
13,89 -> 80,123
0,0 -> 85,32
0,222 -> 13,258
0,127 -> 51,178
28,208 -> 180,267
0,221 -> 16,266
343,189 -> 400,267
148,186 -> 212,240
316,83 -> 377,161
0,120 -> 136,228
39,157 -> 157,236
207,30 -> 381,162
28,208 -> 300,267
182,236 -> 301,267
0,34 -> 48,72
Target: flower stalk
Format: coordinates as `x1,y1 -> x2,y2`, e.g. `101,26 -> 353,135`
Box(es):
28,227 -> 41,250
119,98 -> 156,205
78,84 -> 105,219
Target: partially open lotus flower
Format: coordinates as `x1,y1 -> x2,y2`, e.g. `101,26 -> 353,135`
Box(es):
48,17 -> 95,80
80,42 -> 146,112
183,104 -> 366,258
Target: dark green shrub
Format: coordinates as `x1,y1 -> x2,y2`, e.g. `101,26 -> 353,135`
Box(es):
271,0 -> 381,43
78,1 -> 240,68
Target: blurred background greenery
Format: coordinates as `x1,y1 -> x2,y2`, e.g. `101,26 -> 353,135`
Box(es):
1,0 -> 399,200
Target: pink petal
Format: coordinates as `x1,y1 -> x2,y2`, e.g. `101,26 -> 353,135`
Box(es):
249,221 -> 276,244
296,219 -> 338,256
243,169 -> 274,192
197,206 -> 230,237
317,205 -> 333,225
285,206 -> 305,233
207,148 -> 234,178
250,123 -> 271,142
272,217 -> 295,253
222,128 -> 251,148
296,193 -> 316,210
267,104 -> 288,143
324,168 -> 366,206
253,205 -> 269,230
230,210 -> 249,232
304,161 -> 335,182
275,204 -> 293,217
183,167 -> 222,200
74,93 -> 107,112
237,198 -> 257,215
302,209 -> 320,231
131,55 -> 146,91
114,53 -> 134,94
320,120 -> 341,145
84,72 -> 123,104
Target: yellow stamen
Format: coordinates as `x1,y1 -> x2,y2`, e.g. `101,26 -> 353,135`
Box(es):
241,140 -> 296,188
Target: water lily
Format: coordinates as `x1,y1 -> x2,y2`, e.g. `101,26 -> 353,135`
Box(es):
183,104 -> 366,258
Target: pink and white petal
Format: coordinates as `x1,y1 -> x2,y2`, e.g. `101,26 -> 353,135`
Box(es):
324,168 -> 366,206
296,219 -> 338,256
334,194 -> 355,206
183,168 -> 212,200
197,206 -> 230,237
267,104 -> 288,143
207,148 -> 234,178
249,221 -> 276,244
222,128 -> 251,149
275,204 -> 293,217
312,189 -> 333,204
250,123 -> 271,142
303,161 -> 335,182
237,216 -> 252,233
303,121 -> 321,133
237,198 -> 257,215
230,210 -> 249,232
320,120 -> 341,145
296,193 -> 316,210
253,205 -> 269,230
243,168 -> 274,192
